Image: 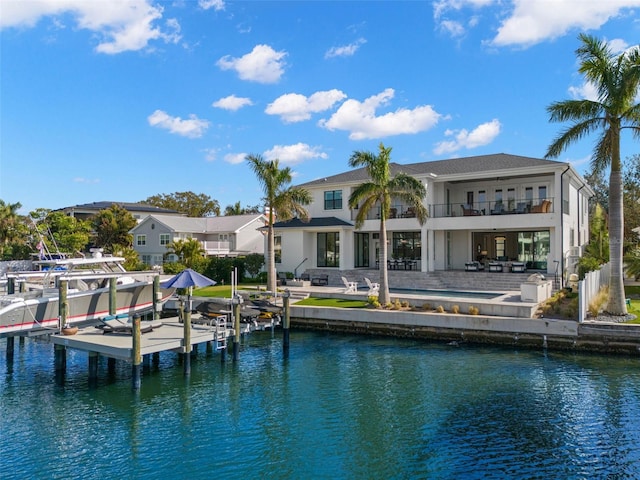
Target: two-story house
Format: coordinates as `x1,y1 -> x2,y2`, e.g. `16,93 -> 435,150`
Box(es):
272,153 -> 593,280
131,213 -> 267,266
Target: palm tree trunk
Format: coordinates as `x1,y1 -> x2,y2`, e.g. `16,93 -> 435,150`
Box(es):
267,224 -> 276,294
378,218 -> 390,305
607,165 -> 627,315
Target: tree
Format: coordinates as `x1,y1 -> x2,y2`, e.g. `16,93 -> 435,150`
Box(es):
40,211 -> 92,255
224,201 -> 262,216
247,154 -> 311,294
545,34 -> 640,315
92,205 -> 137,254
0,200 -> 29,259
142,191 -> 220,217
166,238 -> 205,270
348,143 -> 427,305
622,154 -> 640,247
244,253 -> 265,278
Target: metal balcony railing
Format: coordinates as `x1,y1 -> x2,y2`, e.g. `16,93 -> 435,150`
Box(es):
430,197 -> 554,218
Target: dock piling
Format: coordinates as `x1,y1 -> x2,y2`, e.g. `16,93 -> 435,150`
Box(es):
88,351 -> 98,385
183,298 -> 192,376
233,295 -> 241,361
132,315 -> 142,391
283,289 -> 291,355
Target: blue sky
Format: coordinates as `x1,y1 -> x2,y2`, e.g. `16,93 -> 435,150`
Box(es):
1,0 -> 639,215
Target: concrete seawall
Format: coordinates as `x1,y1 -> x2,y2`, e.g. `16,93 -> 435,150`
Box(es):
290,305 -> 640,355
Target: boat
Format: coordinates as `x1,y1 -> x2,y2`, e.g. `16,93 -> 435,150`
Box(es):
0,253 -> 174,338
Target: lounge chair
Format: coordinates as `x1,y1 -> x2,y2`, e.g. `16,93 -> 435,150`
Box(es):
341,276 -> 358,294
364,277 -> 379,296
96,314 -> 161,334
461,204 -> 481,216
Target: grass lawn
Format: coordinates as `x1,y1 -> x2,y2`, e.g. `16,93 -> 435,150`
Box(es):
192,284 -> 262,298
294,297 -> 369,308
624,285 -> 640,323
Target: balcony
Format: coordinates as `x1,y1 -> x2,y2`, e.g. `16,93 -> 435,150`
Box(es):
430,197 -> 554,218
352,205 -> 418,221
201,240 -> 231,255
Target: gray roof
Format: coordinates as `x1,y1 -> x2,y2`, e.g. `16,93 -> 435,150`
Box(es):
298,153 -> 565,187
61,201 -> 180,215
137,213 -> 266,233
273,217 -> 353,228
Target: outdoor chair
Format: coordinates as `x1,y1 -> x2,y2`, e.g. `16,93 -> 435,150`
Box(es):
461,204 -> 481,216
311,274 -> 329,286
277,272 -> 288,286
341,276 -> 358,294
364,277 -> 380,296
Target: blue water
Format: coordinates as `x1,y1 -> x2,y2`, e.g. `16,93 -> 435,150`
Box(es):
2,331 -> 640,479
388,287 -> 501,299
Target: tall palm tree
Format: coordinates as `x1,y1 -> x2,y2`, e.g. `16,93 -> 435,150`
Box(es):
545,34 -> 640,315
348,143 -> 427,305
247,154 -> 312,294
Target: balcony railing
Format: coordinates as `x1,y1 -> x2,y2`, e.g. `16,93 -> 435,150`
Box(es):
352,205 -> 418,221
431,197 -> 554,218
201,240 -> 231,254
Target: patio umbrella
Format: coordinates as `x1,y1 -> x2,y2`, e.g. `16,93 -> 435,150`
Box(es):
161,268 -> 217,289
161,268 -> 217,313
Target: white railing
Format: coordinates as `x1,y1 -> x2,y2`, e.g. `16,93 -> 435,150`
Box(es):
201,240 -> 231,254
578,262 -> 610,322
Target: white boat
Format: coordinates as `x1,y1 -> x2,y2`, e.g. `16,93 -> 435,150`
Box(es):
0,254 -> 174,337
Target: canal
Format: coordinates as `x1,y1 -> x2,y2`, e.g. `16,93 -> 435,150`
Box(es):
2,331 -> 639,479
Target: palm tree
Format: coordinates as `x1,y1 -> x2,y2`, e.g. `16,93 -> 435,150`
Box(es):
167,238 -> 205,269
348,143 -> 427,305
247,154 -> 312,294
545,34 -> 640,315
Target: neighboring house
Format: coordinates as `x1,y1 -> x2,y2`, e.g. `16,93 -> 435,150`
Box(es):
272,153 -> 593,278
131,214 -> 267,266
59,201 -> 181,222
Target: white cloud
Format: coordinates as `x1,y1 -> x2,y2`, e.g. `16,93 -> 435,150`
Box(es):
265,89 -> 347,123
491,0 -> 640,47
568,82 -> 599,102
212,95 -> 254,111
325,38 -> 367,58
0,0 -> 181,54
319,88 -> 442,140
217,44 -> 287,84
199,0 -> 225,11
224,153 -> 247,165
147,110 -> 209,138
203,148 -> 218,162
73,177 -> 100,184
433,119 -> 501,154
433,0 -> 640,48
263,143 -> 328,165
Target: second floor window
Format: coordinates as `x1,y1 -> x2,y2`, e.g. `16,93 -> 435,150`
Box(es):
324,190 -> 342,210
159,234 -> 170,246
136,235 -> 146,246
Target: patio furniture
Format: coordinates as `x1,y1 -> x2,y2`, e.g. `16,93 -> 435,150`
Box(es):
341,276 -> 358,294
461,204 -> 481,216
277,272 -> 288,286
364,277 -> 380,296
490,203 -> 504,215
403,207 -> 416,218
465,261 -> 484,271
311,274 -> 329,286
511,262 -> 526,273
488,262 -> 503,272
515,202 -> 528,214
531,199 -> 552,213
300,272 -> 310,281
389,208 -> 398,218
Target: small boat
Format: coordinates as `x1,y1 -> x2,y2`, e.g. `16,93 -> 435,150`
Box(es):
0,254 -> 174,338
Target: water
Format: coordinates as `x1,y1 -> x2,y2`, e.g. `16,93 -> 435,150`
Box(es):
2,332 -> 640,479
389,287 -> 502,299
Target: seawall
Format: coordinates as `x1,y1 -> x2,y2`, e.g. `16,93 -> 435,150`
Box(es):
290,305 -> 640,356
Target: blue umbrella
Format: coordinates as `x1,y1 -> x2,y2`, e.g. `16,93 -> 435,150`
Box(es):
161,268 -> 216,289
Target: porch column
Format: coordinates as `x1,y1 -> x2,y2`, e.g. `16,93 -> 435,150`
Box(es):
426,229 -> 435,272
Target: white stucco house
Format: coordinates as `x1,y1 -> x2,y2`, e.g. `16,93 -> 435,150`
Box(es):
131,213 -> 267,266
272,153 -> 593,282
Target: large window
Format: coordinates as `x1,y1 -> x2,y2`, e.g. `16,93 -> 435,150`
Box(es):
392,232 -> 421,259
354,232 -> 369,268
518,231 -> 550,270
317,232 -> 340,267
274,235 -> 282,264
160,233 -> 170,246
136,234 -> 146,246
324,190 -> 342,210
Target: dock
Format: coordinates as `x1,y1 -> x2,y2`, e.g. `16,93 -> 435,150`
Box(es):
50,317 -> 228,361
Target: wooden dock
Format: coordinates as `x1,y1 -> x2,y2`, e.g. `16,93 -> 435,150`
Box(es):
50,317 -> 228,361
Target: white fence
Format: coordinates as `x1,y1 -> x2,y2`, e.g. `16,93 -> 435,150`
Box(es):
578,262 -> 610,323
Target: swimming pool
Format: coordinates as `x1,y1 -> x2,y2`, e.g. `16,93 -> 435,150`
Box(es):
388,287 -> 503,299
